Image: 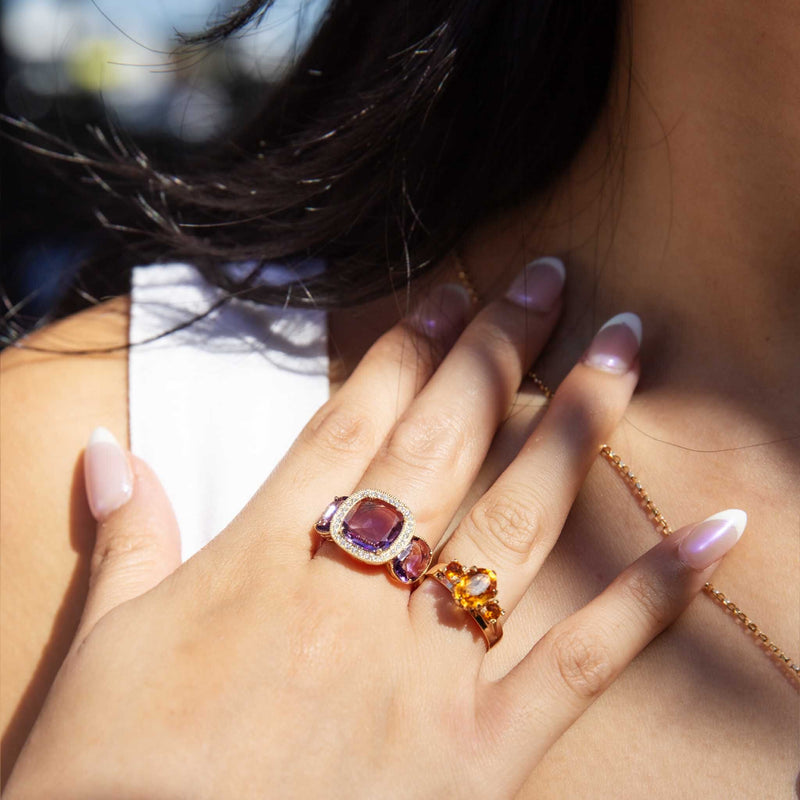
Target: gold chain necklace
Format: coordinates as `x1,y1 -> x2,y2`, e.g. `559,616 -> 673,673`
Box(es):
455,259 -> 800,689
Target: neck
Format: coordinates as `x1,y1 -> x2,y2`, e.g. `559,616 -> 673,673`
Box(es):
464,0 -> 800,446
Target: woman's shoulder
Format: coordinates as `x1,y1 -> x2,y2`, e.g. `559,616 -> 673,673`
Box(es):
1,295 -> 130,449
0,297 -> 129,777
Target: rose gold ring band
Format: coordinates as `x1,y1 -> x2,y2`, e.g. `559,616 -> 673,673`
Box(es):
425,561 -> 505,649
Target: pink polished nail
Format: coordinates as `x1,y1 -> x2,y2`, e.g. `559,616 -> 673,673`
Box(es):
410,283 -> 473,338
84,427 -> 133,522
678,509 -> 747,570
505,257 -> 566,312
583,312 -> 642,374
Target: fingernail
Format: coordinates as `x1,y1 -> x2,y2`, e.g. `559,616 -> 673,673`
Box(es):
84,427 -> 133,522
505,257 -> 566,312
583,312 -> 642,374
410,283 -> 473,338
678,509 -> 747,570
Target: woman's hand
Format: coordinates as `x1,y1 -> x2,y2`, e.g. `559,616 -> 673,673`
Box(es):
5,259 -> 745,799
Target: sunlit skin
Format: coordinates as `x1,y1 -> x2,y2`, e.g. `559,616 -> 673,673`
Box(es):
1,0 -> 798,796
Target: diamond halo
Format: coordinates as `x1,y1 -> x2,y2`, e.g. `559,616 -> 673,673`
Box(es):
328,489 -> 416,565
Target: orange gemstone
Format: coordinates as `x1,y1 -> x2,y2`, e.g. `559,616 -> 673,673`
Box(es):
483,601 -> 503,621
453,568 -> 497,609
443,561 -> 465,584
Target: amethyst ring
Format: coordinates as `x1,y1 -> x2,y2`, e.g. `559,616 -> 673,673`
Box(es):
314,490 -> 433,585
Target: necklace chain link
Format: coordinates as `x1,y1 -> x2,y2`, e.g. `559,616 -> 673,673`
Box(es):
535,371 -> 799,686
458,259 -> 800,688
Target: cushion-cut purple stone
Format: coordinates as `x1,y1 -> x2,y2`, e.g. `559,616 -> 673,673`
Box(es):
391,537 -> 431,583
341,498 -> 404,552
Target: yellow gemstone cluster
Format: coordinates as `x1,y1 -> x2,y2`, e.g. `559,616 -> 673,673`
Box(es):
440,561 -> 503,621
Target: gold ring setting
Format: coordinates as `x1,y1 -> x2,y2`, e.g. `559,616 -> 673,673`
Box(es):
314,494 -> 506,647
425,561 -> 505,649
314,489 -> 433,585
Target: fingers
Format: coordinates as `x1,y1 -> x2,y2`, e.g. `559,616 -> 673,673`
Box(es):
74,428 -> 181,646
334,258 -> 566,558
411,313 -> 640,647
223,284 -> 473,564
485,510 -> 747,777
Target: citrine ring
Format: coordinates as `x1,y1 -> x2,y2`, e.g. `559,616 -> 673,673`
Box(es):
314,489 -> 432,585
424,561 -> 505,649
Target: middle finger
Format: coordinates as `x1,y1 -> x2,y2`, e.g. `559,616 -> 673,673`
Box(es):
314,257 -> 566,582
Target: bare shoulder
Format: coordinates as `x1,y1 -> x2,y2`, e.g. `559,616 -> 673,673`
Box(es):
1,295 -> 130,486
0,296 -> 129,784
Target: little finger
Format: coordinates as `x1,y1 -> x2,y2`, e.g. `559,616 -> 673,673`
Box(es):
485,510 -> 746,780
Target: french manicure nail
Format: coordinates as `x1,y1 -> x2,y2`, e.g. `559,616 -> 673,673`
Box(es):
411,283 -> 473,338
84,427 -> 133,522
678,509 -> 747,570
583,312 -> 642,374
505,257 -> 566,312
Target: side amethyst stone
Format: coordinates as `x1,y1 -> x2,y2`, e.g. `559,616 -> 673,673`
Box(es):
390,537 -> 432,584
341,498 -> 404,553
315,496 -> 347,533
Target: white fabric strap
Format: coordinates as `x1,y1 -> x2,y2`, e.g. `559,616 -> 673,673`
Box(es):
129,263 -> 329,561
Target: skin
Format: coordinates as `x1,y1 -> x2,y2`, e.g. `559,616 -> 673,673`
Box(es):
1,0 -> 799,796
0,280 -> 746,799
460,1 -> 800,793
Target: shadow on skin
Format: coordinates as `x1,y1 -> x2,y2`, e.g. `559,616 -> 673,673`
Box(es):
1,454 -> 94,788
427,581 -> 485,649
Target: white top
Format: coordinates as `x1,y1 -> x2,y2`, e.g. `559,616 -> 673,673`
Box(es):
128,263 -> 329,561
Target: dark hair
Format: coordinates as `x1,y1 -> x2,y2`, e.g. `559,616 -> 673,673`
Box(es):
11,0 -> 621,315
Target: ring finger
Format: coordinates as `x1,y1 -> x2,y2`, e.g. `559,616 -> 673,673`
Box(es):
314,258 -> 567,582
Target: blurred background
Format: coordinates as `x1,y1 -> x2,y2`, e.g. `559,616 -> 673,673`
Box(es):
1,0 -> 326,334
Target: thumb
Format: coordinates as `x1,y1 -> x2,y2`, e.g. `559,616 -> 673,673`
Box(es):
75,426 -> 181,645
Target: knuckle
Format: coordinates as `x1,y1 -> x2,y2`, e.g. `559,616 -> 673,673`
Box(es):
381,414 -> 469,476
549,626 -> 615,701
620,569 -> 673,629
288,595 -> 352,681
369,324 -> 441,380
472,319 -> 521,367
466,488 -> 546,561
552,382 -> 623,451
90,530 -> 159,580
303,403 -> 376,458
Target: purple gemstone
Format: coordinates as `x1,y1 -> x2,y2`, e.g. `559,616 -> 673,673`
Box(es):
315,496 -> 347,533
391,537 -> 431,583
341,498 -> 404,552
